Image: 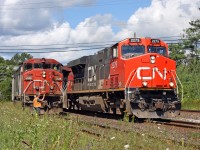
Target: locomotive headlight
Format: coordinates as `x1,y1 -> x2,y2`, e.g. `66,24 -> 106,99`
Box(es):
150,56 -> 156,64
55,77 -> 62,81
50,86 -> 54,90
42,71 -> 46,78
142,81 -> 148,87
169,82 -> 174,87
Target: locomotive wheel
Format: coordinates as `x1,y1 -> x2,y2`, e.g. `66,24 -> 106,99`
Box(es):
112,108 -> 116,115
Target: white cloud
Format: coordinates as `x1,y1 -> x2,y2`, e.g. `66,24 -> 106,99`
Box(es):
0,0 -> 96,35
0,0 -> 199,64
116,0 -> 200,38
0,14 -> 114,63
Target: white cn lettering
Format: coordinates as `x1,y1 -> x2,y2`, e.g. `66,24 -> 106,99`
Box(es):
153,67 -> 166,80
137,67 -> 153,80
136,67 -> 166,80
88,66 -> 97,82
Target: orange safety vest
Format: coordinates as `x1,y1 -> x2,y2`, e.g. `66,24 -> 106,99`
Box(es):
33,97 -> 42,108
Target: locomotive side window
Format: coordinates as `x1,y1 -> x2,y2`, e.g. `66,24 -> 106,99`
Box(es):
122,45 -> 144,59
24,63 -> 32,71
112,47 -> 118,58
148,46 -> 167,56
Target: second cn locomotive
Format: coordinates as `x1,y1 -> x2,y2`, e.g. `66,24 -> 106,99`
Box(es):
65,37 -> 181,118
12,58 -> 71,113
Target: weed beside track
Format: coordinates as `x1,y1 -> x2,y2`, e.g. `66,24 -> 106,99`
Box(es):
0,102 -> 199,150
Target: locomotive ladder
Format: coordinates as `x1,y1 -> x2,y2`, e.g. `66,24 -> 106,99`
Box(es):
125,70 -> 136,101
171,70 -> 184,101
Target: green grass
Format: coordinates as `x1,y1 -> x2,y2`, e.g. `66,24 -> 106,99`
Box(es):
181,99 -> 200,110
0,102 -> 197,150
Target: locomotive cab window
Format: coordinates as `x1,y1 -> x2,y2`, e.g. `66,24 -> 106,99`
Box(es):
34,63 -> 42,68
24,63 -> 32,71
122,45 -> 144,59
148,46 -> 167,56
112,47 -> 118,58
42,63 -> 51,69
52,64 -> 61,71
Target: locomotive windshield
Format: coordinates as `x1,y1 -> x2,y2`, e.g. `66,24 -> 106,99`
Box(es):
42,63 -> 51,69
33,63 -> 61,71
122,45 -> 145,59
148,46 -> 167,56
52,64 -> 61,71
34,63 -> 42,68
24,63 -> 32,71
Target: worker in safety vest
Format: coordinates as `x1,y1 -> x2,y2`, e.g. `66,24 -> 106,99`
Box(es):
33,93 -> 45,115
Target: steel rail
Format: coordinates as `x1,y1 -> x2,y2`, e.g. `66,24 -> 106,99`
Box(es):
153,119 -> 200,129
180,109 -> 200,113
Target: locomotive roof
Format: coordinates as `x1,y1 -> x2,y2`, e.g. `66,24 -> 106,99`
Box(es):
23,58 -> 62,64
62,66 -> 72,72
67,56 -> 87,67
67,37 -> 166,68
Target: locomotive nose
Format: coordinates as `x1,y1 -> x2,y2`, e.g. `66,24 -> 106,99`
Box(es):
30,70 -> 62,95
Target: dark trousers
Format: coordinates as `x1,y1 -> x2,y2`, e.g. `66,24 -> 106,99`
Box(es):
33,107 -> 41,115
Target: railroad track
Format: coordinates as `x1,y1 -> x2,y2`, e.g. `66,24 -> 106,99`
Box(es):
181,109 -> 200,113
153,119 -> 200,129
63,109 -> 200,130
63,112 -> 200,149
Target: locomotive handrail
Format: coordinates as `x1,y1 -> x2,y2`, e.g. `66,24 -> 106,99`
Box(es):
62,81 -> 67,91
23,80 -> 63,95
171,70 -> 183,101
44,80 -> 50,87
125,70 -> 136,101
175,71 -> 183,101
127,71 -> 137,100
23,81 -> 33,94
55,82 -> 62,93
125,70 -> 136,88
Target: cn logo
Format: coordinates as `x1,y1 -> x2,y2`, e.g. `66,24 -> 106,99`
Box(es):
136,67 -> 167,80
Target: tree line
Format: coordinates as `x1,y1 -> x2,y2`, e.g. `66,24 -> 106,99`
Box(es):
0,53 -> 32,100
169,13 -> 200,101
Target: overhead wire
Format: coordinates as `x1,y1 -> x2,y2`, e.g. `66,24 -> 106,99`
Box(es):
0,35 -> 185,47
0,0 -> 133,10
0,38 -> 190,50
0,41 -> 117,47
0,41 -> 198,54
0,46 -> 106,53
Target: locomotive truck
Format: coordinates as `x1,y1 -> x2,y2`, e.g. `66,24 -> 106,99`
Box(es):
12,58 -> 71,113
65,37 -> 182,118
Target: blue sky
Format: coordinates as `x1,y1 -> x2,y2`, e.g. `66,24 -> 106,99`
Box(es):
62,0 -> 151,28
0,0 -> 199,63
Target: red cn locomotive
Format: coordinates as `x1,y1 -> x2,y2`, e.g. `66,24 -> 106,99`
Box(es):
12,58 -> 71,112
66,38 -> 181,118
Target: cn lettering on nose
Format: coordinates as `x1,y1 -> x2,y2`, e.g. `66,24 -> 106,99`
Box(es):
136,67 -> 166,80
